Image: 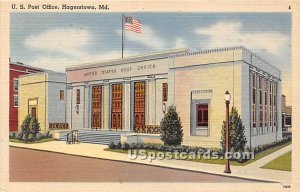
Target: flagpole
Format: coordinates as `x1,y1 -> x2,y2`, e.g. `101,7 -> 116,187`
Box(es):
121,14 -> 124,58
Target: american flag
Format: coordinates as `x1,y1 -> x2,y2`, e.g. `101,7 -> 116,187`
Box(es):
124,16 -> 142,33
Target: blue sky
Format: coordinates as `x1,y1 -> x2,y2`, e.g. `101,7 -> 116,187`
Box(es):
10,12 -> 292,104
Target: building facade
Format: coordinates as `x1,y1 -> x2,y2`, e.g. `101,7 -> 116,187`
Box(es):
65,47 -> 282,148
18,72 -> 67,132
9,62 -> 43,132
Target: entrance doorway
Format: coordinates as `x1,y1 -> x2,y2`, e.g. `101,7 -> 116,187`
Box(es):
92,86 -> 102,130
28,98 -> 38,120
134,81 -> 145,130
111,84 -> 123,130
31,107 -> 37,119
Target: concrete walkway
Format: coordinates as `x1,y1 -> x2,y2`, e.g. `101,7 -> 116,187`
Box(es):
9,141 -> 291,183
246,144 -> 292,168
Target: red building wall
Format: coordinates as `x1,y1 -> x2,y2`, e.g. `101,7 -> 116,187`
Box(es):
9,63 -> 43,132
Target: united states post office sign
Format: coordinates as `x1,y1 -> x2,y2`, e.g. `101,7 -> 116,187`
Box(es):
67,60 -> 169,83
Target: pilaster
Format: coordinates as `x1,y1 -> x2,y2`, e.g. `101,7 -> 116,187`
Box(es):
123,81 -> 131,131
102,83 -> 110,130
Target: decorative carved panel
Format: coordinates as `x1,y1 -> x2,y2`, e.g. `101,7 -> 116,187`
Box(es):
134,82 -> 145,129
111,84 -> 123,130
92,86 -> 102,129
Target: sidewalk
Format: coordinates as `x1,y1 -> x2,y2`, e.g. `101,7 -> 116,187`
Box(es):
9,141 -> 291,183
246,144 -> 291,168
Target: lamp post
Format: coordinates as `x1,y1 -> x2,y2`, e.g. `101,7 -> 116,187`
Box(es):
224,90 -> 231,174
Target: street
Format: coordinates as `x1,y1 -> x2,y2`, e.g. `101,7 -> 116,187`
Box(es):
9,147 -> 260,182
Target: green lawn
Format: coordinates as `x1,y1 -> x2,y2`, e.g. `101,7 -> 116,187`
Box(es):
9,138 -> 54,144
105,141 -> 291,166
261,151 -> 291,171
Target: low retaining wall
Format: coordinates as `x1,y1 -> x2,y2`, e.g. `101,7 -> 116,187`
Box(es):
50,130 -> 70,139
121,133 -> 162,144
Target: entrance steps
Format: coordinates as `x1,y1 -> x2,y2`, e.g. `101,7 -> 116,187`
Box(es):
59,129 -> 128,145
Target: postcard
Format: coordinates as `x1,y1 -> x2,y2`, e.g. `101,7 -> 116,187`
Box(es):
0,0 -> 299,191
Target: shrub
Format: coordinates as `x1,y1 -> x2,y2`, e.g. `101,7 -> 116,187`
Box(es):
109,136 -> 290,163
160,105 -> 183,146
20,115 -> 31,139
35,133 -> 44,141
9,132 -> 17,139
129,143 -> 136,149
27,133 -> 35,142
116,141 -> 121,149
29,117 -> 40,137
121,142 -> 130,150
18,115 -> 44,142
111,142 -> 223,157
136,142 -> 144,149
45,131 -> 50,138
22,134 -> 28,142
251,136 -> 291,155
108,141 -> 115,149
220,107 -> 247,153
17,132 -> 23,140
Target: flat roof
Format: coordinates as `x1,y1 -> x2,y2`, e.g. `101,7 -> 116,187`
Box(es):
66,48 -> 189,71
66,46 -> 280,73
18,71 -> 66,79
10,62 -> 53,72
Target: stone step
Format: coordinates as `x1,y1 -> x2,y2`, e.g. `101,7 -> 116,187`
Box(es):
60,134 -> 121,140
59,130 -> 122,145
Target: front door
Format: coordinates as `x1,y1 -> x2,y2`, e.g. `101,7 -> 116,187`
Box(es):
111,84 -> 123,130
134,82 -> 145,130
31,107 -> 37,119
92,86 -> 102,129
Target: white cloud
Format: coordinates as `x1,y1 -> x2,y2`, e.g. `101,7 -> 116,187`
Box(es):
116,25 -> 167,50
195,21 -> 289,55
195,21 -> 292,104
24,28 -> 140,72
24,28 -> 91,56
29,50 -> 139,72
174,37 -> 187,49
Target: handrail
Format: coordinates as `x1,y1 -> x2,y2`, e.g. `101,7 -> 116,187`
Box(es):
66,130 -> 79,144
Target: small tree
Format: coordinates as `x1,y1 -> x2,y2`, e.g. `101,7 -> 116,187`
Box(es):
220,107 -> 247,153
20,115 -> 31,142
160,105 -> 183,146
29,117 -> 40,137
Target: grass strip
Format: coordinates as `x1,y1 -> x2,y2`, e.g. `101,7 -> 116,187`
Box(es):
261,151 -> 291,171
105,141 -> 291,166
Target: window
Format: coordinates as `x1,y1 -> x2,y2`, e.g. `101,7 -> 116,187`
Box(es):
285,116 -> 292,126
162,83 -> 168,102
264,79 -> 268,128
13,95 -> 18,107
269,81 -> 273,130
252,73 -> 256,128
274,83 -> 277,128
76,89 -> 80,104
13,78 -> 18,92
196,104 -> 208,126
252,104 -> 256,128
259,76 -> 263,128
60,90 -> 64,100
